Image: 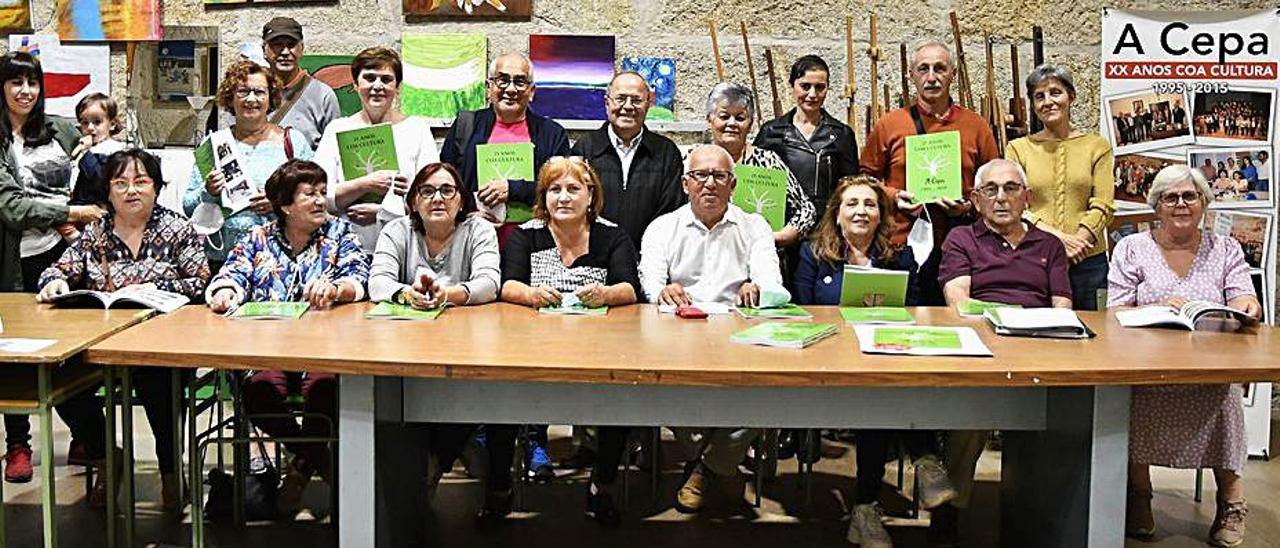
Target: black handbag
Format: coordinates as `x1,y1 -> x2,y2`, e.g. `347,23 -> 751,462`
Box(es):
204,437 -> 279,521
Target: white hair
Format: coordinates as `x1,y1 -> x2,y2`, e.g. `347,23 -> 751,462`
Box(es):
974,158 -> 1028,189
911,39 -> 956,70
488,52 -> 534,80
1147,164 -> 1212,209
704,82 -> 755,119
684,144 -> 735,173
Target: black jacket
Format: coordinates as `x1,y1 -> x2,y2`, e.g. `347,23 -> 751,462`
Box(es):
440,107 -> 570,206
570,124 -> 686,248
753,108 -> 858,215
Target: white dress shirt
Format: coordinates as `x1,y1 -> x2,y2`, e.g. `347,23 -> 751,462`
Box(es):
607,125 -> 642,189
639,203 -> 789,305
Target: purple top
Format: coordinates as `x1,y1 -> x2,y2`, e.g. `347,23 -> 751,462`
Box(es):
1106,230 -> 1254,307
939,220 -> 1072,307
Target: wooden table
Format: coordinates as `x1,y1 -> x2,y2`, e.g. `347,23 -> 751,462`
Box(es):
86,303 -> 1280,548
0,294 -> 152,548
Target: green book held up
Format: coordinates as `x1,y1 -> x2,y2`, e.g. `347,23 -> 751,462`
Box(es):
364,302 -> 446,320
905,130 -> 962,203
476,142 -> 535,223
735,303 -> 813,319
956,299 -> 1022,317
840,265 -> 909,307
730,322 -> 838,349
228,301 -> 311,320
839,307 -> 915,325
732,164 -> 788,231
337,124 -> 399,204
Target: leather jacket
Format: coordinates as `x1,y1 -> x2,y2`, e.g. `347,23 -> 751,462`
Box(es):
753,108 -> 859,215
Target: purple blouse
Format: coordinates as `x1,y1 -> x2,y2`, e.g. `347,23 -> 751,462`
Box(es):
1106,230 -> 1254,307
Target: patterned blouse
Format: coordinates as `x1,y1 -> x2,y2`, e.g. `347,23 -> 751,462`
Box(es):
37,205 -> 210,298
500,218 -> 641,299
205,218 -> 369,303
741,146 -> 817,235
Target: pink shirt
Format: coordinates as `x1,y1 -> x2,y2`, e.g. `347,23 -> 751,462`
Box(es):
489,119 -> 531,144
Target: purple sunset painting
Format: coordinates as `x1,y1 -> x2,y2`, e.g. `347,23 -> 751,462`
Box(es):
528,34 -> 615,120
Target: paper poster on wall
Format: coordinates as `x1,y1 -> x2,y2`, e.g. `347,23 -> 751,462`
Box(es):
401,33 -> 487,120
54,0 -> 162,41
298,55 -> 360,117
0,0 -> 30,31
621,57 -> 676,121
529,34 -> 614,121
9,35 -> 109,118
157,41 -> 195,103
403,0 -> 531,19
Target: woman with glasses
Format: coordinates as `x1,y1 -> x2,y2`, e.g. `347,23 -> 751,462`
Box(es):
185,60 -> 314,272
37,149 -> 209,511
1108,165 -> 1260,546
1005,65 -> 1115,310
314,46 -> 439,252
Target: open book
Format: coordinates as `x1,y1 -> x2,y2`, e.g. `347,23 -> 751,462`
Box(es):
840,265 -> 908,307
48,288 -> 188,314
853,325 -> 993,356
983,307 -> 1092,339
731,322 -> 838,349
1116,301 -> 1253,330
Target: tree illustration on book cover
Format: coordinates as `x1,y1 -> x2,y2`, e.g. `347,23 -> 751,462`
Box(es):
732,164 -> 787,230
336,124 -> 399,203
906,130 -> 962,203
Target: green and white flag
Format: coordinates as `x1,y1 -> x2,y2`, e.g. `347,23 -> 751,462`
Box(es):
401,33 -> 488,119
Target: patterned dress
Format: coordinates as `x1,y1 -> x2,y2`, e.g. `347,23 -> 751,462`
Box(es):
38,205 -> 209,297
205,218 -> 369,303
1107,230 -> 1253,471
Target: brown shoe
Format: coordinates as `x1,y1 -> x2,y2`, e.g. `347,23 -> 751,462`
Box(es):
1126,487 -> 1155,540
1209,498 -> 1247,547
675,463 -> 710,513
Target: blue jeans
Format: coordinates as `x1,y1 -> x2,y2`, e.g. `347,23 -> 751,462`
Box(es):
1069,253 -> 1109,311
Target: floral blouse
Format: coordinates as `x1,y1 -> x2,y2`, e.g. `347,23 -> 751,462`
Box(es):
205,217 -> 369,303
38,205 -> 210,298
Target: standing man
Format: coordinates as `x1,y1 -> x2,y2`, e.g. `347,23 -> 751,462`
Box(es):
260,17 -> 341,150
860,39 -> 1000,306
1256,151 -> 1271,192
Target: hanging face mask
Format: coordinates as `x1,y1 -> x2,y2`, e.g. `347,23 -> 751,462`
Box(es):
190,202 -> 226,251
907,206 -> 934,271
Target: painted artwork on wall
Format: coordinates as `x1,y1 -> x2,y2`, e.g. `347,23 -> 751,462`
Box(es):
621,56 -> 676,121
298,55 -> 360,117
9,35 -> 109,118
0,0 -> 30,31
403,0 -> 531,19
528,34 -> 614,121
401,33 -> 487,120
54,0 -> 162,41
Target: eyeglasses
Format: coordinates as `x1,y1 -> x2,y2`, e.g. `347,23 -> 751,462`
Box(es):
417,184 -> 458,200
235,87 -> 269,99
109,177 -> 155,192
608,94 -> 646,106
975,183 -> 1025,199
685,170 -> 734,186
1159,191 -> 1202,207
489,75 -> 531,91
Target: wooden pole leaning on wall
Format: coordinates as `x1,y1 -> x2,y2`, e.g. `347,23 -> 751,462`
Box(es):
983,33 -> 1007,151
844,15 -> 858,134
1008,42 -> 1028,137
710,19 -> 726,82
741,22 -> 763,124
867,13 -> 882,126
948,11 -> 974,110
1030,25 -> 1045,133
764,47 -> 784,119
900,42 -> 910,108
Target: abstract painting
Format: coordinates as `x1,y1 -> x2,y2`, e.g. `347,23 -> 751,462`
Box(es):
621,57 -> 676,121
529,34 -> 614,121
401,33 -> 487,120
9,35 -> 109,118
54,0 -> 162,41
404,0 -> 531,19
0,0 -> 30,31
297,55 -> 360,117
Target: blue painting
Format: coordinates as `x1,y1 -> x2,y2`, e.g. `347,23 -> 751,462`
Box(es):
528,34 -> 614,121
621,57 -> 676,121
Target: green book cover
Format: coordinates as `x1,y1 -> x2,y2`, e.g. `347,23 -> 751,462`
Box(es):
840,307 -> 915,324
229,301 -> 311,320
336,124 -> 399,203
840,267 -> 909,307
732,164 -> 788,231
476,142 -> 535,223
735,303 -> 812,319
364,302 -> 445,320
731,321 -> 838,348
957,299 -> 1022,317
194,140 -> 214,181
871,327 -> 962,349
538,303 -> 608,316
905,130 -> 962,203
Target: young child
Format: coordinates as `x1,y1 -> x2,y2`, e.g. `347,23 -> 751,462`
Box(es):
59,93 -> 126,240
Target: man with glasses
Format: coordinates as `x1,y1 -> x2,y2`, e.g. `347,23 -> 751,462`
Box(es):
260,17 -> 340,149
638,145 -> 787,513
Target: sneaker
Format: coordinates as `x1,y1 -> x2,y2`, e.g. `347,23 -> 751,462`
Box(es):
846,503 -> 893,548
67,439 -> 90,467
913,455 -> 958,509
585,483 -> 621,528
525,442 -> 554,483
277,461 -> 312,517
927,504 -> 959,548
476,488 -> 513,529
675,462 -> 710,513
1209,498 -> 1247,547
1126,487 -> 1155,540
5,445 -> 32,484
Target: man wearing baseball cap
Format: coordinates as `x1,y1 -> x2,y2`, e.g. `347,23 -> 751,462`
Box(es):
261,16 -> 340,149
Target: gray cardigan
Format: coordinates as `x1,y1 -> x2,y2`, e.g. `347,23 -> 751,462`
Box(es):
0,116 -> 79,291
369,215 -> 501,305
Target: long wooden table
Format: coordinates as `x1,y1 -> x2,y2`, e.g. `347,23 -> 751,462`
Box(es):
86,302 -> 1280,548
0,294 -> 152,548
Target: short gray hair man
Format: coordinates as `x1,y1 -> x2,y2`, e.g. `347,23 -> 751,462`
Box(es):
911,39 -> 956,70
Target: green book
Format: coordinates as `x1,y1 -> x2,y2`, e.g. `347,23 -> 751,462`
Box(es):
905,130 -> 962,203
840,265 -> 909,307
956,299 -> 1022,317
538,303 -> 608,316
839,307 -> 915,325
871,326 -> 962,349
735,303 -> 813,319
476,142 -> 535,223
730,321 -> 838,349
364,302 -> 445,320
336,124 -> 399,203
732,164 -> 788,231
228,301 -> 311,320
193,140 -> 214,181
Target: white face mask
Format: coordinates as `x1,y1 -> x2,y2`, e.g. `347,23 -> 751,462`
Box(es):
190,202 -> 226,251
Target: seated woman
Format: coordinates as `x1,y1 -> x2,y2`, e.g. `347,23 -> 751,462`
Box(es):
500,156 -> 641,527
793,175 -> 945,547
205,159 -> 369,515
1109,165 -> 1260,547
37,149 -> 209,510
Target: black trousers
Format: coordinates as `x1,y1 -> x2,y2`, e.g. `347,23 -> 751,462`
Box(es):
55,368 -> 184,472
854,430 -> 935,504
10,242 -> 68,448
